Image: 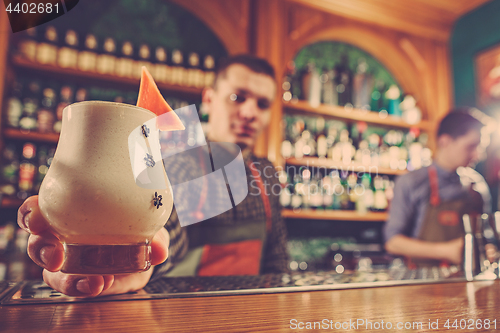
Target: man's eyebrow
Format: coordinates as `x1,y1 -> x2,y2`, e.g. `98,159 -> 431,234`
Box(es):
235,88 -> 271,102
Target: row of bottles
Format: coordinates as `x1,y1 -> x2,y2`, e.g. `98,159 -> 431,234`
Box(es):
0,223 -> 42,281
0,142 -> 56,200
4,74 -> 201,134
282,60 -> 422,124
278,167 -> 394,213
281,115 -> 432,171
15,26 -> 216,88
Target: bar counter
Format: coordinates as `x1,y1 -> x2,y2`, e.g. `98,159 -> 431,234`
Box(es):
1,280 -> 499,332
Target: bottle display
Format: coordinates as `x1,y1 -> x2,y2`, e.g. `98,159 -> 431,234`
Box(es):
14,30 -> 220,90
279,164 -> 394,213
282,114 -> 431,172
2,73 -> 202,136
287,41 -> 417,120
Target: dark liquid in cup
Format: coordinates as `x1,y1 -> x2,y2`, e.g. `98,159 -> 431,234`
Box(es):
61,244 -> 151,275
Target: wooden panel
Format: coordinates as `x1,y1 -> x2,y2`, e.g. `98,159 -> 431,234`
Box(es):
282,209 -> 388,221
0,8 -> 10,141
284,101 -> 432,131
169,0 -> 250,54
253,0 -> 286,162
286,0 -> 491,41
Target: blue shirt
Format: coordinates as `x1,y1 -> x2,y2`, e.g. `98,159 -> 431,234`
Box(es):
383,163 -> 490,242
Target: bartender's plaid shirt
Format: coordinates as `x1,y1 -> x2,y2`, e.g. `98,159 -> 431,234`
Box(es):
151,152 -> 289,280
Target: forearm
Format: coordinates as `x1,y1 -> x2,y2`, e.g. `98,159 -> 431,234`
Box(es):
385,234 -> 460,262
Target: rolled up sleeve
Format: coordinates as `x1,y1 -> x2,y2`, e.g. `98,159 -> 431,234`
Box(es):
383,175 -> 415,242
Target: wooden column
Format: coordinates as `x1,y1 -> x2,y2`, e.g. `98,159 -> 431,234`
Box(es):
253,0 -> 286,163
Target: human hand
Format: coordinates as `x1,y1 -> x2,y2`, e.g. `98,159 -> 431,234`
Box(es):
441,237 -> 464,265
18,195 -> 169,297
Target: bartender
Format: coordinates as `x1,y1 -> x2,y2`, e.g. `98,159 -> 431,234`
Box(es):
384,109 -> 492,266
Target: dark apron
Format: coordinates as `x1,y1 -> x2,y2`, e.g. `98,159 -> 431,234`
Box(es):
166,161 -> 271,276
410,165 -> 482,267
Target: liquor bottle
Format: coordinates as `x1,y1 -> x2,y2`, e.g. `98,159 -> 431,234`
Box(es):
78,34 -> 98,72
134,44 -> 152,79
5,79 -> 23,129
153,46 -> 170,84
278,171 -> 292,208
203,55 -> 216,87
325,122 -> 338,159
339,129 -> 355,165
321,172 -> 334,209
339,173 -> 351,210
58,29 -> 79,69
75,87 -> 88,103
308,64 -> 321,107
370,80 -> 386,112
300,129 -> 316,157
293,118 -> 306,159
385,85 -> 401,116
37,87 -> 56,133
19,80 -> 40,131
0,143 -> 20,197
355,140 -> 371,165
115,41 -> 134,78
347,173 -> 358,210
17,27 -> 38,62
37,26 -> 58,65
358,173 -> 374,213
309,170 -> 324,209
33,145 -> 49,193
352,58 -> 374,110
54,85 -> 73,133
372,175 -> 388,211
300,168 -> 312,209
290,173 -> 303,210
335,55 -> 353,107
300,63 -> 312,101
330,170 -> 342,210
188,52 -> 204,88
96,37 -> 117,75
17,143 -> 37,200
171,49 -> 185,85
321,68 -> 338,106
316,117 -> 328,158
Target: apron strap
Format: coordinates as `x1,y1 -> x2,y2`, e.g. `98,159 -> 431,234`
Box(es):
192,148 -> 209,220
428,165 -> 440,206
248,161 -> 273,233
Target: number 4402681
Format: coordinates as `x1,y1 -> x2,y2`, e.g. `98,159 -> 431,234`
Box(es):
5,2 -> 59,14
444,319 -> 496,330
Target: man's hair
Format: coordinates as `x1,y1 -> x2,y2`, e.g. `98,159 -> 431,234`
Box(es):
213,54 -> 276,87
437,108 -> 485,139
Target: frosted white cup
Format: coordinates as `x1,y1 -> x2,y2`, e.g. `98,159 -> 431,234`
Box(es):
39,101 -> 173,274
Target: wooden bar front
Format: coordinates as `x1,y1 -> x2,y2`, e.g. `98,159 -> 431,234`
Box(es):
1,281 -> 499,332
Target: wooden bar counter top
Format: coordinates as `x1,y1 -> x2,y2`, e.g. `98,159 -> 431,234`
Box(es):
1,280 -> 499,332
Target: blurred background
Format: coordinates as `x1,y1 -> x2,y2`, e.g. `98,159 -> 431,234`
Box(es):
1,0 -> 500,280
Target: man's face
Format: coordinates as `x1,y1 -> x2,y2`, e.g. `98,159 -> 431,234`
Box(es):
440,130 -> 482,168
203,64 -> 276,150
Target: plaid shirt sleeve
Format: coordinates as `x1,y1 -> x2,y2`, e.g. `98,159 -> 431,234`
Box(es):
150,207 -> 188,281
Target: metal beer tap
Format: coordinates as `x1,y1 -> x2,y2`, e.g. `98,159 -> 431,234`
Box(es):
463,213 -> 498,281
